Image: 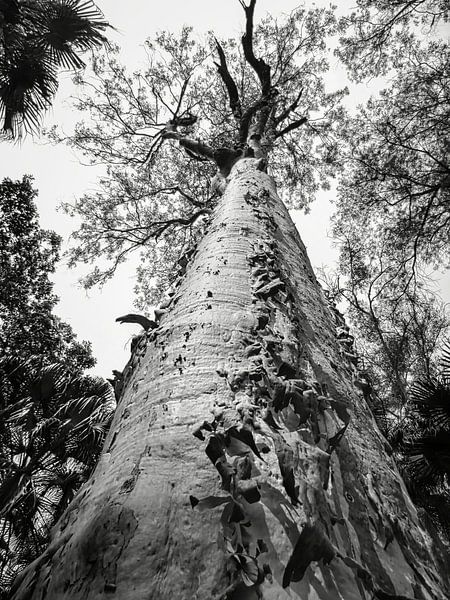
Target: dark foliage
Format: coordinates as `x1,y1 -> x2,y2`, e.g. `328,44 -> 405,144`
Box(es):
394,343 -> 450,542
0,357 -> 115,595
0,0 -> 109,136
0,176 -> 94,371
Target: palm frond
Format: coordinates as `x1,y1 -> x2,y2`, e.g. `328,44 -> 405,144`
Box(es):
0,0 -> 110,136
403,431 -> 450,488
29,363 -> 68,405
0,50 -> 58,135
410,379 -> 450,432
35,0 -> 109,70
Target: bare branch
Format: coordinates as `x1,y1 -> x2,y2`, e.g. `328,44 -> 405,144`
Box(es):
163,130 -> 215,161
240,0 -> 271,94
153,208 -> 210,241
274,88 -> 303,125
274,116 -> 307,139
214,38 -> 242,120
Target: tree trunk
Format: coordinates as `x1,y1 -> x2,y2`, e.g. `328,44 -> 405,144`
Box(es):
12,158 -> 449,600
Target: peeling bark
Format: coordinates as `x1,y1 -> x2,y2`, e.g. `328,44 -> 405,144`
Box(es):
13,159 -> 449,600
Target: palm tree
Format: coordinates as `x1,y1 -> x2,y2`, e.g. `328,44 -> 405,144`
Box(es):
397,343 -> 450,542
0,0 -> 109,136
0,357 -> 115,597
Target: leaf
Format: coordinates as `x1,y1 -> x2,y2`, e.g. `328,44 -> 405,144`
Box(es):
283,523 -> 335,588
236,479 -> 261,503
205,435 -> 225,464
225,427 -> 262,459
189,495 -> 230,510
240,555 -> 260,586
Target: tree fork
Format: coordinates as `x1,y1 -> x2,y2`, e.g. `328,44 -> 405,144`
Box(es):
12,159 -> 449,599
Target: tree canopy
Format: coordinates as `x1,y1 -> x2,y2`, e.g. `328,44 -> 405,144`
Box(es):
49,2 -> 346,306
0,176 -> 94,371
329,0 -> 449,536
332,0 -> 449,403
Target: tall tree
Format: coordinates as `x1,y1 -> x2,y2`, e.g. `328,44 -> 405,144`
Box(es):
13,2 -> 450,599
0,176 -> 94,371
332,0 -> 449,449
331,0 -> 450,548
0,0 -> 109,137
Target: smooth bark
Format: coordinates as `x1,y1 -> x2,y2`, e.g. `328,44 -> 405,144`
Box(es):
12,159 -> 449,600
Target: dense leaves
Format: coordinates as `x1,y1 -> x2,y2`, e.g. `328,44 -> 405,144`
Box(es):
0,0 -> 109,136
395,344 -> 450,541
333,0 -> 449,419
48,6 -> 346,305
336,39 -> 449,279
0,358 -> 115,595
0,176 -> 113,595
337,0 -> 450,80
0,176 -> 94,371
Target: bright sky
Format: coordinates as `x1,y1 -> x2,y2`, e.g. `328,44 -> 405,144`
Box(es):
1,1 -> 447,378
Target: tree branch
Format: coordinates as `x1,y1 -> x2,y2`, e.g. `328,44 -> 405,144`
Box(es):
240,0 -> 271,94
163,131 -> 215,161
274,88 -> 304,125
274,116 -> 307,139
214,38 -> 242,120
153,208 -> 210,241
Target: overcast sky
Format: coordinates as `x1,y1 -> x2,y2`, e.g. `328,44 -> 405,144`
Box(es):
1,1 -> 448,378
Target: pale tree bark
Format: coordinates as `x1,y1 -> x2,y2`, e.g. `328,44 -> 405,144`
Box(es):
12,158 -> 449,600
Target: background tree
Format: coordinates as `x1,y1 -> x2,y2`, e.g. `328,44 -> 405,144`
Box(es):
337,0 -> 449,80
0,0 -> 109,137
332,0 -> 449,439
12,2 -> 450,599
335,38 -> 449,286
330,0 -> 450,543
0,176 -> 94,371
0,176 -> 115,596
0,359 -> 115,598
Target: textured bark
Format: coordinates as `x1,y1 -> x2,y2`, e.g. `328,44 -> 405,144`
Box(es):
13,159 -> 449,600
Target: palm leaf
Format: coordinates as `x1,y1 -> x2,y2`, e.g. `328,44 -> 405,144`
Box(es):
403,431 -> 450,488
409,377 -> 450,433
29,363 -> 68,406
0,49 -> 59,135
35,0 -> 109,70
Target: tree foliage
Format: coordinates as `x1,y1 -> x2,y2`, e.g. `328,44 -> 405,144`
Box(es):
0,176 -> 114,595
0,358 -> 115,596
336,39 -> 449,279
332,0 -> 450,535
0,0 -> 109,137
49,3 -> 346,306
0,176 -> 94,371
337,0 -> 450,80
395,343 -> 450,542
332,0 -> 449,408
